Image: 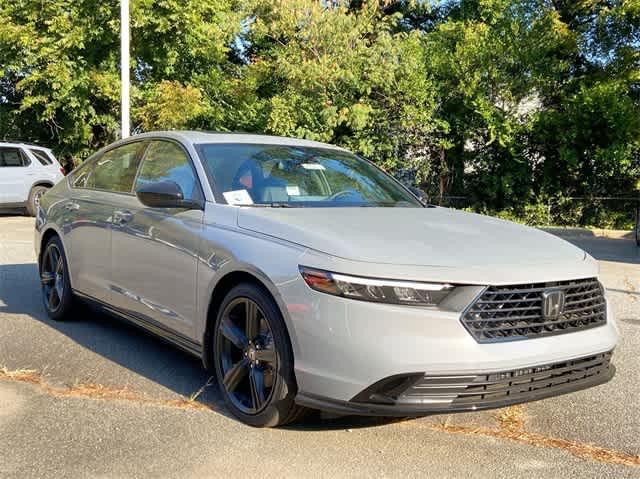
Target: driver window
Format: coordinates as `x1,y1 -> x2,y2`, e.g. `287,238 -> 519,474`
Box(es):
134,140 -> 200,201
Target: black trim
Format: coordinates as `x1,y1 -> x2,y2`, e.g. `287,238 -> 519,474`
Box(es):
73,290 -> 202,358
0,201 -> 27,208
295,355 -> 615,417
460,279 -> 607,343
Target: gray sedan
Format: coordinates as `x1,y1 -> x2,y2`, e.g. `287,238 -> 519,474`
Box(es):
35,131 -> 617,427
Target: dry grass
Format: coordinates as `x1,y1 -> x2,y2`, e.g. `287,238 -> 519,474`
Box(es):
429,405 -> 640,468
496,404 -> 526,431
0,366 -> 214,412
187,376 -> 215,403
623,277 -> 638,302
0,367 -> 41,383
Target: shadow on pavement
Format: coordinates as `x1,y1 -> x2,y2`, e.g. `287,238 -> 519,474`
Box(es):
0,262 -> 399,430
0,262 -> 225,410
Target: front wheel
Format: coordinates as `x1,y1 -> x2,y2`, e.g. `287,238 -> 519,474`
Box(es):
213,283 -> 308,427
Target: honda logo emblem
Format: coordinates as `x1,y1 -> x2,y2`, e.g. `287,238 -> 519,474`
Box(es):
542,289 -> 566,319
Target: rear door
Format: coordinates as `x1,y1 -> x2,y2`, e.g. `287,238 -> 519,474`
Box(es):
0,147 -> 32,204
110,139 -> 204,339
65,141 -> 145,303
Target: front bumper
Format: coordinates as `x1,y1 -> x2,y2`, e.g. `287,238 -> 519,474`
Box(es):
281,273 -> 619,405
296,351 -> 615,416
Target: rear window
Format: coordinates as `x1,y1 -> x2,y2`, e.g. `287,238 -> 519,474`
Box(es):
0,147 -> 30,167
85,142 -> 144,193
29,149 -> 53,165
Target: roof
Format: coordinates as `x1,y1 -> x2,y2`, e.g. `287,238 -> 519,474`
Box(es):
131,131 -> 347,151
0,141 -> 52,151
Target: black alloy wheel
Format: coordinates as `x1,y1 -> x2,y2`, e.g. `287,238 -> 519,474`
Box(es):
41,242 -> 65,314
213,283 -> 307,427
39,236 -> 77,321
217,297 -> 277,414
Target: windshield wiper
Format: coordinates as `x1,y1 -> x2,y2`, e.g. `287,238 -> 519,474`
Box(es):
243,203 -> 298,208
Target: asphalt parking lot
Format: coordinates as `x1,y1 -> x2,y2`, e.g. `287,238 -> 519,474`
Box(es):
1,216 -> 639,478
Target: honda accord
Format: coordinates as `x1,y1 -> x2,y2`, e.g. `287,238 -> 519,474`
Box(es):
35,131 -> 617,427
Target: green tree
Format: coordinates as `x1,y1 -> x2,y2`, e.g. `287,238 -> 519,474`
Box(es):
223,0 -> 444,180
1,0 -> 638,227
0,0 -> 239,159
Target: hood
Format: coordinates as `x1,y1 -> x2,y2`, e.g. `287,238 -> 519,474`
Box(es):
237,207 -> 588,270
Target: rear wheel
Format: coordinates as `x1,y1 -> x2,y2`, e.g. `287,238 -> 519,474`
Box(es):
213,283 -> 308,427
27,185 -> 49,217
39,236 -> 78,321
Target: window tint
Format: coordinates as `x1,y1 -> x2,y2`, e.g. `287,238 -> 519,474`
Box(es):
0,147 -> 29,167
30,149 -> 53,165
135,141 -> 199,200
86,142 -> 143,193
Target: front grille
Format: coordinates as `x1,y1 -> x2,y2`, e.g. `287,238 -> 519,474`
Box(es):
401,352 -> 613,408
462,278 -> 607,343
353,352 -> 614,411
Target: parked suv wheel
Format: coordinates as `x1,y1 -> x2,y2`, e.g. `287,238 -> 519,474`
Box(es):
39,236 -> 78,321
27,185 -> 49,217
213,283 -> 308,427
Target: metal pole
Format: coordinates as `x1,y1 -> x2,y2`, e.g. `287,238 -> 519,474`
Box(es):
120,0 -> 130,139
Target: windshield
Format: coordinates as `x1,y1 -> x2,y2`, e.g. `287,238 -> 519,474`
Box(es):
195,143 -> 422,208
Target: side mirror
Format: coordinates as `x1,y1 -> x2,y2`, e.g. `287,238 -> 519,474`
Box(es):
409,186 -> 429,205
135,181 -> 202,210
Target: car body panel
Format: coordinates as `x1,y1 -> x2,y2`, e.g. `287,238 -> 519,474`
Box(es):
0,163 -> 32,204
109,192 -> 203,338
64,188 -> 115,303
197,203 -> 307,346
237,206 -> 586,270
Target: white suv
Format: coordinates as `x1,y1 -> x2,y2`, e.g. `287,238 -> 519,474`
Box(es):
0,142 -> 65,216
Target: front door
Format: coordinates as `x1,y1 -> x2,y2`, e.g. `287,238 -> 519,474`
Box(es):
109,140 -> 204,340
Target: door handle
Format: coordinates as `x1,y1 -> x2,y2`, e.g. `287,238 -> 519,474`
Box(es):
64,202 -> 80,211
113,210 -> 134,225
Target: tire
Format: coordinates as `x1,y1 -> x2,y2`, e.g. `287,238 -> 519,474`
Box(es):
39,235 -> 78,321
212,283 -> 308,427
27,185 -> 49,217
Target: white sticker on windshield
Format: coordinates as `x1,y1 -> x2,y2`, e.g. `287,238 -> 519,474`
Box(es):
301,163 -> 325,170
223,189 -> 254,206
286,185 -> 301,196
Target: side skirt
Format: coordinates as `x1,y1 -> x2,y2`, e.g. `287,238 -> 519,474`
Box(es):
73,290 -> 203,358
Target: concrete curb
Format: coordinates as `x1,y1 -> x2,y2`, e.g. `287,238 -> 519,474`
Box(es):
542,227 -> 634,241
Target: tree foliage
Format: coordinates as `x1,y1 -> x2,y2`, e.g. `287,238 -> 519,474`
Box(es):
1,0 -> 638,225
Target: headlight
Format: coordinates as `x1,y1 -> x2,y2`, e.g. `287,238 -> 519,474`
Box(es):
299,266 -> 454,307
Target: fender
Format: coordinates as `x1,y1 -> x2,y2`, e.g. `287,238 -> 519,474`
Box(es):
36,222 -> 74,290
201,259 -> 301,352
